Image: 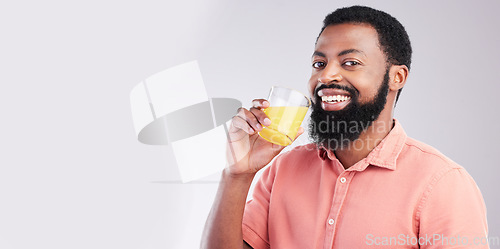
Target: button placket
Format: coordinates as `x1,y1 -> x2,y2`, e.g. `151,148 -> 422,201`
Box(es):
323,172 -> 353,249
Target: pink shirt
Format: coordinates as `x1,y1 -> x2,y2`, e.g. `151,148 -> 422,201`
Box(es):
242,120 -> 489,249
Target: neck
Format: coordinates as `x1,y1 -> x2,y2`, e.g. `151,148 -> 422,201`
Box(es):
334,117 -> 394,169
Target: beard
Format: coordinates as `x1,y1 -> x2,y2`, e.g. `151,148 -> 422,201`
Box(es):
308,70 -> 390,151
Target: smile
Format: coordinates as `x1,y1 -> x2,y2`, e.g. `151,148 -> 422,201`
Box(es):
317,89 -> 353,111
321,95 -> 351,103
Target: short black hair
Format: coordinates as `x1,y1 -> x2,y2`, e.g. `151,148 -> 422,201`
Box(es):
318,5 -> 412,103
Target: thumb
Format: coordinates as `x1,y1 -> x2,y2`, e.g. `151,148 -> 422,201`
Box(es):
293,126 -> 305,140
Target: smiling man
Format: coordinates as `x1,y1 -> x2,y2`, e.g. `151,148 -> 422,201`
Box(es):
201,5 -> 489,249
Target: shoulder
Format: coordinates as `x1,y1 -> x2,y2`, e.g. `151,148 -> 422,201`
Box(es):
400,136 -> 463,172
400,137 -> 484,205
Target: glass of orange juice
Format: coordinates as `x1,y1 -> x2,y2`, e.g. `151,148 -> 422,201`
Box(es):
258,86 -> 311,146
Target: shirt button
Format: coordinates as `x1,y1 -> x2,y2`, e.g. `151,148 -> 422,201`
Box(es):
328,219 -> 335,225
340,177 -> 346,183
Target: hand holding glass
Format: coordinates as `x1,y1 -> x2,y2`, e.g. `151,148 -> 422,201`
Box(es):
258,86 -> 311,146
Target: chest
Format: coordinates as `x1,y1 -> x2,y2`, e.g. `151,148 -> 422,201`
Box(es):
268,168 -> 421,249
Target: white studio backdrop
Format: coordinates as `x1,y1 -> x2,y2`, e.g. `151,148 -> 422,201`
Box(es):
0,0 -> 499,248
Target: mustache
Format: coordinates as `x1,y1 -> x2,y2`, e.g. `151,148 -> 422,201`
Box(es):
314,84 -> 358,99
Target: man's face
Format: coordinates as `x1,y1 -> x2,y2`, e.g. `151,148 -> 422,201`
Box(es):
308,23 -> 391,150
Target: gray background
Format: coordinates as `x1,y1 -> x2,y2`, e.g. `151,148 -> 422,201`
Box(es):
1,0 -> 499,248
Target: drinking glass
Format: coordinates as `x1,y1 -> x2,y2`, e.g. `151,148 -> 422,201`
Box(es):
258,86 -> 311,146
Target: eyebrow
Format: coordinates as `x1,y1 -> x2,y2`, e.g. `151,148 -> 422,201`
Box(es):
312,49 -> 366,58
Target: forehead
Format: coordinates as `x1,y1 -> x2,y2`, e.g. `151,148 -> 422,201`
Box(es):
315,23 -> 383,58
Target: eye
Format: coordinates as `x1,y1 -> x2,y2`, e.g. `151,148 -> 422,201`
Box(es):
343,61 -> 360,67
312,61 -> 325,69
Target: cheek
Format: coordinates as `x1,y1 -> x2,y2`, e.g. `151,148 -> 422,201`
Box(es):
308,77 -> 317,99
354,84 -> 372,101
355,81 -> 382,103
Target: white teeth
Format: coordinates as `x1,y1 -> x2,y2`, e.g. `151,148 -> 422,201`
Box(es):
321,95 -> 351,103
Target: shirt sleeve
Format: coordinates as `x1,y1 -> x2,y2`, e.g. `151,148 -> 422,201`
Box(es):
242,157 -> 279,249
417,168 -> 489,248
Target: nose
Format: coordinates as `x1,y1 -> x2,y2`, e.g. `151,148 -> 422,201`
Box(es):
317,64 -> 343,85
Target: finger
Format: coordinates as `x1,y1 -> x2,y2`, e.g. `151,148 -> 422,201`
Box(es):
236,107 -> 264,132
249,107 -> 272,127
297,126 -> 304,136
251,99 -> 270,109
231,115 -> 255,135
293,126 -> 304,140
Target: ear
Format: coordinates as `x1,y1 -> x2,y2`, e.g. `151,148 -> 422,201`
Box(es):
389,65 -> 409,91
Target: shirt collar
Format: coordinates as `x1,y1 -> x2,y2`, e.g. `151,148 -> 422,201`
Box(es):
317,119 -> 407,171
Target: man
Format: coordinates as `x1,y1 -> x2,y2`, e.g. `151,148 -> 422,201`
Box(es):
201,5 -> 489,249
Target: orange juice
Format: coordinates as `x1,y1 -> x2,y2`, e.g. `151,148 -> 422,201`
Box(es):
258,106 -> 309,146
